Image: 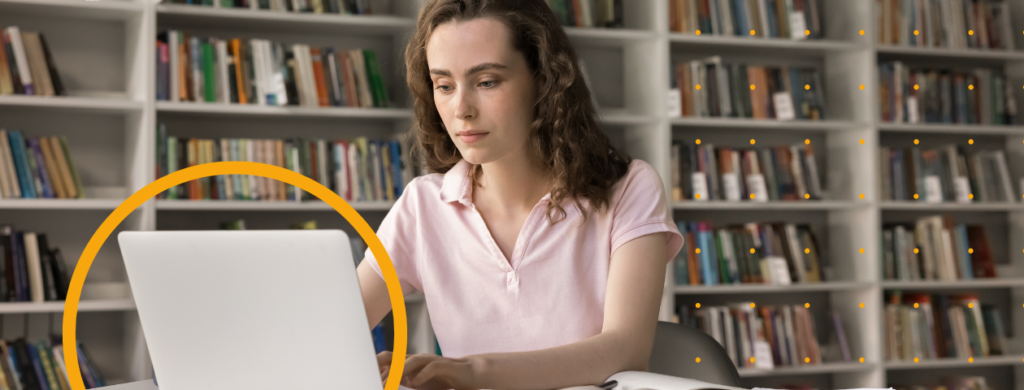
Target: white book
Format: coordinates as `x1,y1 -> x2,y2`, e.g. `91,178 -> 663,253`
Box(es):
369,142 -> 383,201
708,0 -> 721,35
317,139 -> 329,188
291,143 -> 302,201
939,227 -> 957,280
220,138 -> 234,200
773,311 -> 790,364
992,150 -> 1015,202
250,40 -> 267,105
757,0 -> 770,38
718,0 -> 734,36
351,50 -> 374,108
216,40 -> 231,103
22,232 -> 45,302
169,31 -> 180,102
5,27 -> 33,95
335,142 -> 349,199
327,52 -> 343,105
922,0 -> 933,47
996,3 -> 1013,50
707,307 -> 723,347
303,47 -> 320,107
784,224 -> 807,283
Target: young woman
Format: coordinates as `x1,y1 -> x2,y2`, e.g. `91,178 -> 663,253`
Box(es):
356,1 -> 684,389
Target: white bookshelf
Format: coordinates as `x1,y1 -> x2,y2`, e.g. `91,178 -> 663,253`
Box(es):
3,0 -> 1024,388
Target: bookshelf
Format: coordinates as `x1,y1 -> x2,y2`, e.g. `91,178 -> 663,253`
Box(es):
1,0 -> 1023,389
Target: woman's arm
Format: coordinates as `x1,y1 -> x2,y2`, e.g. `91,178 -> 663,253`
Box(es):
400,232 -> 669,390
357,259 -> 394,330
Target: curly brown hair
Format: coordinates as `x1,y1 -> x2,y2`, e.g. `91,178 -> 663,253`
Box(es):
405,0 -> 632,224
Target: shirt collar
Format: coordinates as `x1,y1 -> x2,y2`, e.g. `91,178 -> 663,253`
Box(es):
440,159 -> 557,207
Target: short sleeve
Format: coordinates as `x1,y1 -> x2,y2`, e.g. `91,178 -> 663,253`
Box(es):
363,177 -> 423,295
609,160 -> 684,264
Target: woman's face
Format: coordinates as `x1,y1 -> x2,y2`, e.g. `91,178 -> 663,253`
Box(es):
426,17 -> 537,166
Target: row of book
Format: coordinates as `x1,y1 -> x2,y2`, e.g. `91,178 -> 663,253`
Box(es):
156,31 -> 390,108
0,336 -> 105,390
219,218 -> 368,265
0,131 -> 84,200
674,221 -> 825,286
669,0 -> 824,39
885,291 -> 1008,361
891,377 -> 990,390
155,127 -> 428,202
875,0 -> 1016,50
0,227 -> 70,303
676,303 -> 846,369
162,0 -> 375,14
544,0 -> 624,29
878,146 -> 1017,203
882,216 -> 996,282
0,27 -> 65,97
878,63 -> 1018,125
670,58 -> 827,120
670,142 -> 823,202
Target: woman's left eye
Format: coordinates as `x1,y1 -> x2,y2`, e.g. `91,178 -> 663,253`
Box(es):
479,80 -> 496,88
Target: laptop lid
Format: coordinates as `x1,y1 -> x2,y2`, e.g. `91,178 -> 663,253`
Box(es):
118,230 -> 381,390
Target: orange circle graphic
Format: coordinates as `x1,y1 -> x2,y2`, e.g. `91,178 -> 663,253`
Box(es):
62,162 -> 408,390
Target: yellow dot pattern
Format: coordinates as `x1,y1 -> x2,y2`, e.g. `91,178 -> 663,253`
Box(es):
914,139 -> 920,144
914,193 -> 920,199
914,248 -> 920,254
804,357 -> 810,363
696,303 -> 701,308
804,248 -> 810,254
859,357 -> 865,363
859,248 -> 865,254
914,30 -> 919,35
750,303 -> 756,308
750,84 -> 756,90
804,84 -> 810,90
750,248 -> 756,254
696,139 -> 701,144
859,84 -> 865,90
859,303 -> 865,308
804,303 -> 810,308
859,193 -> 865,199
750,193 -> 756,199
805,139 -> 810,145
696,30 -> 702,35
969,139 -> 974,144
750,139 -> 756,145
750,30 -> 756,35
696,357 -> 701,363
859,30 -> 865,35
696,248 -> 701,254
804,193 -> 810,199
969,248 -> 974,254
859,139 -> 865,144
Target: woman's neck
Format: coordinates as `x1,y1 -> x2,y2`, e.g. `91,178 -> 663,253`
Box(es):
472,152 -> 553,213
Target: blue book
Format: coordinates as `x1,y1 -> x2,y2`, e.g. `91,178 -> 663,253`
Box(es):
8,131 -> 36,198
766,0 -> 778,37
675,222 -> 689,285
731,0 -> 746,36
390,141 -> 403,197
27,341 -> 50,390
28,138 -> 54,198
698,226 -> 718,286
956,225 -> 974,279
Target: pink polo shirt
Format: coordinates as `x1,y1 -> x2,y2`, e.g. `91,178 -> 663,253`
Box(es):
365,158 -> 683,358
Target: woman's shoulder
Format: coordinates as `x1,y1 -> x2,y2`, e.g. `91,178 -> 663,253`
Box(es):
397,172 -> 446,204
611,159 -> 663,196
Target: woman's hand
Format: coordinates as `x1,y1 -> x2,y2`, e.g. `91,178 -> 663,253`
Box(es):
377,351 -> 480,390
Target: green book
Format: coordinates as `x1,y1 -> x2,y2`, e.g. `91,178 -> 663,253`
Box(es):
714,231 -> 730,284
203,41 -> 216,102
35,342 -> 61,390
290,220 -> 318,229
219,219 -> 246,230
167,137 -> 178,200
58,137 -> 84,198
362,50 -> 389,108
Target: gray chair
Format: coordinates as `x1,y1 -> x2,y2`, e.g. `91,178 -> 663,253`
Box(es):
648,321 -> 742,387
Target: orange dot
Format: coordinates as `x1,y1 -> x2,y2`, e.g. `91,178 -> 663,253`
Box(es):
969,85 -> 974,90
804,139 -> 810,144
914,248 -> 919,254
805,30 -> 810,35
804,303 -> 810,308
914,193 -> 919,199
969,357 -> 974,362
914,357 -> 919,363
859,30 -> 865,36
804,84 -> 810,90
695,303 -> 701,308
696,84 -> 701,90
859,139 -> 865,144
804,248 -> 810,254
695,139 -> 701,144
859,84 -> 865,90
695,193 -> 701,199
969,194 -> 974,199
750,139 -> 756,145
969,139 -> 974,144
969,30 -> 974,36
859,248 -> 865,254
968,248 -> 974,254
859,303 -> 865,308
859,193 -> 865,199
696,30 -> 702,35
750,303 -> 755,308
695,248 -> 701,254
750,84 -> 756,90
696,357 -> 701,362
750,30 -> 756,35
969,303 -> 974,308
859,357 -> 865,363
750,248 -> 756,254
804,193 -> 810,199
914,84 -> 919,90
914,303 -> 919,308
914,30 -> 919,35
914,139 -> 920,144
804,357 -> 810,363
750,193 -> 756,199
751,357 -> 756,363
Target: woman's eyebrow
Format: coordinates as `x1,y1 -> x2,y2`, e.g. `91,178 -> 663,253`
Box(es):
429,62 -> 509,77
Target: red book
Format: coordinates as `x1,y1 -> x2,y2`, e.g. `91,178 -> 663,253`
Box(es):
310,48 -> 329,107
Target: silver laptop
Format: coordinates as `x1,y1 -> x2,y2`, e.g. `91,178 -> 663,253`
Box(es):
118,230 -> 384,390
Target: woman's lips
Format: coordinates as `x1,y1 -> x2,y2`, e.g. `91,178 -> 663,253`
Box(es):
458,132 -> 488,143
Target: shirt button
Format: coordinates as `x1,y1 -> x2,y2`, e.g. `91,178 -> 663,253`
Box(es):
506,272 -> 519,286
